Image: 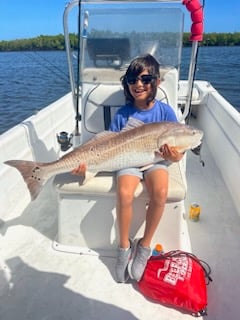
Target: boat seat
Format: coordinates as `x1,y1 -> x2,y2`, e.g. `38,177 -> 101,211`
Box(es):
81,67 -> 179,142
53,158 -> 187,253
55,160 -> 186,202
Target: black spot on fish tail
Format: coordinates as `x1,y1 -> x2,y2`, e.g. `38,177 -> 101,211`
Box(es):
4,160 -> 46,201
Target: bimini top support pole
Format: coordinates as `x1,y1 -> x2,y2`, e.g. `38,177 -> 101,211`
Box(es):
180,0 -> 204,121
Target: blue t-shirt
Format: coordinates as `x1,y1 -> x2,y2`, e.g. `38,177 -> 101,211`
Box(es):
109,100 -> 177,132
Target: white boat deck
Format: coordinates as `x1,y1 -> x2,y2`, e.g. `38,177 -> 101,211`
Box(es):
185,141 -> 240,320
1,141 -> 239,320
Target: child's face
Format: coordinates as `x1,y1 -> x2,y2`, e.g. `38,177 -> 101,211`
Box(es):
127,70 -> 156,108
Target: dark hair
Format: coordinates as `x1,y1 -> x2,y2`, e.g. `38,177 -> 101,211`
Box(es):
121,54 -> 160,105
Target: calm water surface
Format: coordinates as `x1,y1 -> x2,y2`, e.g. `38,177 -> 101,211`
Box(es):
181,46 -> 240,111
0,47 -> 239,135
0,51 -> 71,135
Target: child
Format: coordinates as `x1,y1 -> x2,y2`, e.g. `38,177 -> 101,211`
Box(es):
72,54 -> 183,283
110,54 -> 183,282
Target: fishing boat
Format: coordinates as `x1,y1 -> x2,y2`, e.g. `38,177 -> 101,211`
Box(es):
1,0 -> 240,319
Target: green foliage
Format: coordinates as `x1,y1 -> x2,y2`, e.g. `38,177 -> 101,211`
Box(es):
183,32 -> 240,46
202,32 -> 240,46
0,34 -> 75,51
0,32 -> 239,51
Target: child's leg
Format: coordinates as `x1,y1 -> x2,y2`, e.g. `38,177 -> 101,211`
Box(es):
115,173 -> 141,282
116,174 -> 140,249
141,168 -> 169,248
128,168 -> 169,281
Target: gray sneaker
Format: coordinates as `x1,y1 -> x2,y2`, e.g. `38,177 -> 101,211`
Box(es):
128,239 -> 151,281
115,240 -> 133,283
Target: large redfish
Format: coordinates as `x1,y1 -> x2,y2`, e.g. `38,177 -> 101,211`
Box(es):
4,118 -> 203,200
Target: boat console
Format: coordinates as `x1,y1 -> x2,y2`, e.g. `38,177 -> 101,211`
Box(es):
53,0 -> 189,255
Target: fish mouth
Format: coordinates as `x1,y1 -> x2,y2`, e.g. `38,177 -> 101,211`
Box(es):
191,143 -> 202,155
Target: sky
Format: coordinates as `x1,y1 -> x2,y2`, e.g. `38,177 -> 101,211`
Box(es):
0,0 -> 239,41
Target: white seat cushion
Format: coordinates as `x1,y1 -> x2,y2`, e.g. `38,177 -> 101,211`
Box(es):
54,161 -> 187,202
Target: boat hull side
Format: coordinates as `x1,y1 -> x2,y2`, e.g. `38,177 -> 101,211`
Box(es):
0,93 -> 75,220
192,83 -> 240,217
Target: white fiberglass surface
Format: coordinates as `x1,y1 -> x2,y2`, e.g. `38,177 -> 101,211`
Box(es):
1,138 -> 240,319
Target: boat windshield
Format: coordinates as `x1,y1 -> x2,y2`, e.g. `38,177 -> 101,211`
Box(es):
80,2 -> 184,84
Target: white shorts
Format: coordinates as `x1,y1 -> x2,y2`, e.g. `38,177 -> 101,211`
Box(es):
116,161 -> 169,180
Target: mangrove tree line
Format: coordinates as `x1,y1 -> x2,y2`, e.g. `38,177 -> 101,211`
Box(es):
0,32 -> 239,52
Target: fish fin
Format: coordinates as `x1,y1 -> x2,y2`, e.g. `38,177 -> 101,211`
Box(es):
122,117 -> 145,131
82,171 -> 97,184
4,160 -> 46,201
159,142 -> 189,154
94,131 -> 116,139
81,131 -> 117,145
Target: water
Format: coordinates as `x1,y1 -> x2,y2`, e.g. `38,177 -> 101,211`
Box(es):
0,51 -> 71,135
0,47 -> 240,135
181,46 -> 240,111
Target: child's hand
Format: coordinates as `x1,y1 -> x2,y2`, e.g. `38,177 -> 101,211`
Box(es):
71,163 -> 87,176
159,144 -> 184,162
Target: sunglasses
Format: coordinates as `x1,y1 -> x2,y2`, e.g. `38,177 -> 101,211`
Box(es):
126,74 -> 157,85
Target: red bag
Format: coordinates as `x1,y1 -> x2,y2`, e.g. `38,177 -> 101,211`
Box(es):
138,250 -> 212,317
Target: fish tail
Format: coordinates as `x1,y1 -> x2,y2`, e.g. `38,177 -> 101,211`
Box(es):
4,160 -> 47,201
